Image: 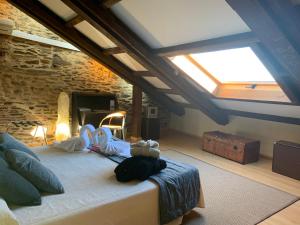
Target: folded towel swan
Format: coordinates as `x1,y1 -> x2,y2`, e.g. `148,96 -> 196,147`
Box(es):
93,127 -> 130,156
54,124 -> 130,156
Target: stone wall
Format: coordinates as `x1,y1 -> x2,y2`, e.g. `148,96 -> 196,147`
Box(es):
0,0 -> 170,146
0,0 -> 63,41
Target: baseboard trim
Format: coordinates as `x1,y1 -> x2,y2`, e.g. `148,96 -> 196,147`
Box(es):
167,128 -> 201,140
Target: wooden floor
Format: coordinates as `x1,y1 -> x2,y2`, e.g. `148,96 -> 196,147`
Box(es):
159,130 -> 300,225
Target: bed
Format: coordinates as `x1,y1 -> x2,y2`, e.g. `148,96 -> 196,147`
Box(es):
12,147 -> 204,225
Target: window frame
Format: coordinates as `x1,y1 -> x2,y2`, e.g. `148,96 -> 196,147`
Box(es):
169,44 -> 292,104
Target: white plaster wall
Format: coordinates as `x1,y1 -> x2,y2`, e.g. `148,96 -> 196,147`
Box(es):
170,108 -> 300,157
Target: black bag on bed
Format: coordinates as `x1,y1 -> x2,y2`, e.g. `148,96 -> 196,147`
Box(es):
114,156 -> 166,182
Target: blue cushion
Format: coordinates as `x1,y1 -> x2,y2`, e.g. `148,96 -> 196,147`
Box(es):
0,157 -> 41,206
5,149 -> 64,194
0,151 -> 5,163
0,156 -> 8,169
0,133 -> 39,160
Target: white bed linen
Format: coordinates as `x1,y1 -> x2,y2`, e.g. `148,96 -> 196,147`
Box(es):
12,147 -> 182,225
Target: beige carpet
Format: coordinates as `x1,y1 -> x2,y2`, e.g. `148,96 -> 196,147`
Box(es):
162,150 -> 299,225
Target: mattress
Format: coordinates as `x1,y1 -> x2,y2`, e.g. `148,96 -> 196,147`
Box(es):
11,147 -> 185,225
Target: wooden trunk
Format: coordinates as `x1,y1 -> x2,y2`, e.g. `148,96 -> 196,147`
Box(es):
202,131 -> 260,164
273,141 -> 300,180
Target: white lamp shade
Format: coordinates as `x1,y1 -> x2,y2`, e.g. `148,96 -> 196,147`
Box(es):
55,123 -> 71,141
31,126 -> 47,138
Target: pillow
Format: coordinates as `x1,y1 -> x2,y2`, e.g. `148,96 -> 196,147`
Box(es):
0,157 -> 41,206
5,149 -> 64,194
0,133 -> 39,160
0,155 -> 8,168
0,198 -> 19,225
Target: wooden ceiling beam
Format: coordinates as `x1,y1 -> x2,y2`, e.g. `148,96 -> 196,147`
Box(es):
102,0 -> 122,9
60,0 -> 229,125
9,0 -> 185,116
179,103 -> 198,109
226,109 -> 300,126
102,47 -> 125,55
251,43 -> 300,103
262,0 -> 300,54
155,32 -> 259,57
132,71 -> 158,77
65,15 -> 83,27
61,0 -> 178,90
157,89 -> 180,95
226,0 -> 300,103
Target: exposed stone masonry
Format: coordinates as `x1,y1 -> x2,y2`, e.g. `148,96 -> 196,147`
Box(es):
0,0 -> 170,146
0,0 -> 64,41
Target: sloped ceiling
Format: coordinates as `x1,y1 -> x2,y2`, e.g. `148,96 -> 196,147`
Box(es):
110,0 -> 300,123
10,0 -> 186,116
20,0 -> 229,125
112,0 -> 250,48
9,0 -> 300,125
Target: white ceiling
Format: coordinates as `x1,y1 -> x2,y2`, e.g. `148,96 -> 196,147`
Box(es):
39,0 -> 76,21
143,77 -> 171,89
112,0 -> 250,48
113,53 -> 147,71
74,21 -> 117,49
37,0 -> 299,119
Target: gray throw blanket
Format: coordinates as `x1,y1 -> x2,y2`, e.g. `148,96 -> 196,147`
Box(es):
108,155 -> 200,225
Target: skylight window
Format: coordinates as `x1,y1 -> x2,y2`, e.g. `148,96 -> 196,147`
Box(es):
170,56 -> 217,93
169,47 -> 290,103
190,47 -> 275,84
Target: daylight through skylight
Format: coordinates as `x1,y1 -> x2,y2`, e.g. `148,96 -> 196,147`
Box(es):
169,47 -> 290,103
190,47 -> 275,83
170,56 -> 218,93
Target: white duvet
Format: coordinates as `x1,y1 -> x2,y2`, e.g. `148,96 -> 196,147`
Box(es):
12,147 -> 181,225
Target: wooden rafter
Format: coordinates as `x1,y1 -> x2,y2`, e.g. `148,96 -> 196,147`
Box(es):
103,47 -> 125,55
132,71 -> 157,77
65,15 -> 83,27
62,3 -> 183,95
60,0 -> 229,125
179,103 -> 196,109
155,32 -> 259,57
102,0 -> 122,9
9,0 -> 184,116
157,89 -> 180,95
226,109 -> 300,126
182,102 -> 300,125
251,43 -> 300,103
131,85 -> 142,139
226,0 -> 300,103
261,0 -> 300,54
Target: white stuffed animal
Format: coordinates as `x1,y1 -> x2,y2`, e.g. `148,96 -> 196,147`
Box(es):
130,139 -> 160,158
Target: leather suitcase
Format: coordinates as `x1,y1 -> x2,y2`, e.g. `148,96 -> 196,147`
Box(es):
273,141 -> 300,180
202,131 -> 260,164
